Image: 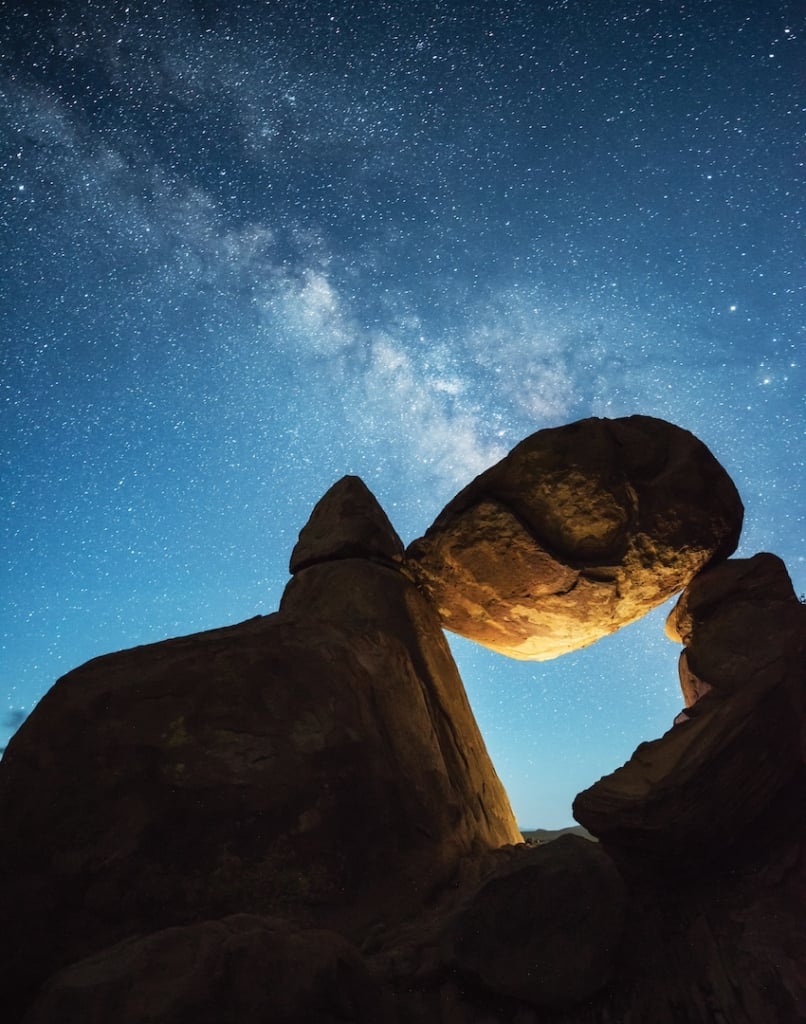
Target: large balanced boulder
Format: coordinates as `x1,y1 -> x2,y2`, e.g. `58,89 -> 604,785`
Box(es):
0,477 -> 520,1020
406,415 -> 743,659
573,553 -> 806,860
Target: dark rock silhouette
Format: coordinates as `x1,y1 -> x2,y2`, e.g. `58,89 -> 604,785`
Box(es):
575,552 -> 806,861
407,415 -> 743,659
1,417 -> 803,1023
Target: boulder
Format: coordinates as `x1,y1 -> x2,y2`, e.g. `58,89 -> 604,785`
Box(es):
406,415 -> 743,660
573,554 -> 806,860
4,442 -> 805,1024
0,478 -> 520,1019
445,835 -> 626,1009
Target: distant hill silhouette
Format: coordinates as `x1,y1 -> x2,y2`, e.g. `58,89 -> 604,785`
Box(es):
521,825 -> 595,843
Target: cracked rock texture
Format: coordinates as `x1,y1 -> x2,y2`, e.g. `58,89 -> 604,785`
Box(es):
406,415 -> 743,659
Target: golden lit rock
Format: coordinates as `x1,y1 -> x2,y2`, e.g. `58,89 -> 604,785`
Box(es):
407,415 -> 743,660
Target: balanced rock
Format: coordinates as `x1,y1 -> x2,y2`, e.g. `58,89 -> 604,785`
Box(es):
573,553 -> 806,860
406,415 -> 743,659
0,477 -> 519,1020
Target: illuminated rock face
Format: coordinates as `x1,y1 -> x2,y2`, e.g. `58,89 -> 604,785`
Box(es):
574,553 -> 806,859
406,415 -> 744,659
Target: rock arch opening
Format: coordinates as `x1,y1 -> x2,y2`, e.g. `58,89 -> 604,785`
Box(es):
403,414 -> 743,831
445,604 -> 685,832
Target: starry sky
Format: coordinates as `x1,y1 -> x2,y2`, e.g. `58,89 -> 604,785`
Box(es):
2,0 -> 804,828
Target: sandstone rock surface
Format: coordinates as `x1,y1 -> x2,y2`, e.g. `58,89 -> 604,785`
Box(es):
574,553 -> 806,860
406,415 -> 743,659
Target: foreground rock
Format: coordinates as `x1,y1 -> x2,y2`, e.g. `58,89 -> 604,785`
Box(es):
406,415 -> 743,659
0,477 -> 519,1019
445,835 -> 626,1008
289,474 -> 404,572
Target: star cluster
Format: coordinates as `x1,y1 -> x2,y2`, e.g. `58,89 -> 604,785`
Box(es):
2,0 -> 804,825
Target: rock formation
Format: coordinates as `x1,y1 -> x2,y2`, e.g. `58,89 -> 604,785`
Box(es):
406,415 -> 743,659
1,417 -> 804,1024
573,552 -> 806,860
0,477 -> 519,1020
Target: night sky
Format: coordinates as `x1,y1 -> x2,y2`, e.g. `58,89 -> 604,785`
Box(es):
2,0 -> 804,828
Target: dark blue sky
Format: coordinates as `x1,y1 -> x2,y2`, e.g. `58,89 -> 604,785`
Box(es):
2,0 -> 804,826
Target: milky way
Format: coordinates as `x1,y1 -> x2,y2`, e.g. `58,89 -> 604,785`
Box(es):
2,0 -> 804,825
